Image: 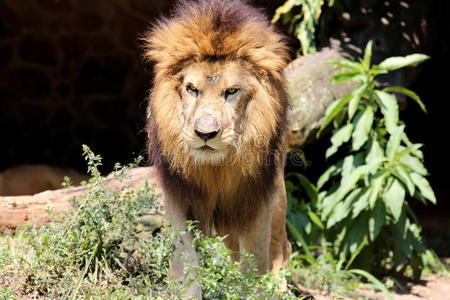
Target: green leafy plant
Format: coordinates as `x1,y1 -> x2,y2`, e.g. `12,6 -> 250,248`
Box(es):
272,0 -> 331,55
284,42 -> 438,297
184,221 -> 297,300
285,173 -> 323,263
315,41 -> 437,277
0,146 -> 298,299
286,174 -> 393,299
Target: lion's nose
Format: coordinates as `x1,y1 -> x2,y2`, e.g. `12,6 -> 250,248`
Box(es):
194,116 -> 220,140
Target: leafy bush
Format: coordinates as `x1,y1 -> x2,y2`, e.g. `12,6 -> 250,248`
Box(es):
317,43 -> 437,277
0,146 -> 296,299
0,146 -> 174,298
287,42 -> 438,283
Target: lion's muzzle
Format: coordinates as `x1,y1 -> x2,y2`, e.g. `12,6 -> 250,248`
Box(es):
194,115 -> 221,141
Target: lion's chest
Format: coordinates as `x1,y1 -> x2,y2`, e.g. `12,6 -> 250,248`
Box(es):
188,168 -> 272,231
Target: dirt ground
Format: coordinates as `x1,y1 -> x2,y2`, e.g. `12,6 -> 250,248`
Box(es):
304,274 -> 450,300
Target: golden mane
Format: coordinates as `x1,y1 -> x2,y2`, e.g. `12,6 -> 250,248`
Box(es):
143,0 -> 290,195
143,0 -> 289,80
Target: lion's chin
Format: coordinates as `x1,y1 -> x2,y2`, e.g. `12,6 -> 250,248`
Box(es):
189,148 -> 229,165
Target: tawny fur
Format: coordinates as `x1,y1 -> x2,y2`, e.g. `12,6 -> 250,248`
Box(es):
143,0 -> 291,288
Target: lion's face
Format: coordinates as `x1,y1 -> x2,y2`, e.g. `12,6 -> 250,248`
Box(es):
176,60 -> 256,165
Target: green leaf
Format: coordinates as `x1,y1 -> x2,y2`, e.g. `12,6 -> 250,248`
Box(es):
272,0 -> 302,22
366,138 -> 385,165
326,123 -> 353,158
379,53 -> 430,71
386,125 -> 405,161
383,179 -> 406,221
345,213 -> 369,254
363,41 -> 373,69
394,144 -> 423,162
317,161 -> 342,188
352,187 -> 371,218
307,211 -> 324,230
286,219 -> 315,258
369,65 -> 388,76
374,90 -> 399,134
410,173 -> 436,204
333,107 -> 347,128
348,269 -> 394,300
402,132 -> 424,159
348,84 -> 366,120
335,163 -> 376,205
392,209 -> 413,259
327,188 -> 361,228
352,105 -> 374,151
369,199 -> 386,241
345,237 -> 368,270
292,173 -> 318,203
383,86 -> 427,113
400,154 -> 428,176
342,155 -> 354,180
368,170 -> 387,207
318,95 -> 353,136
320,190 -> 340,219
394,165 -> 415,196
327,59 -> 364,72
332,71 -> 363,84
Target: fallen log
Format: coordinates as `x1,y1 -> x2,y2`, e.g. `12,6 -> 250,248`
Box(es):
0,167 -> 161,233
286,47 -> 355,148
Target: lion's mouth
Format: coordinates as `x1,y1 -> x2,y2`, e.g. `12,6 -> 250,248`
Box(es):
199,145 -> 215,151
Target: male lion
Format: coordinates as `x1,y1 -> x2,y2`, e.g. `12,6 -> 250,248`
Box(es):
144,0 -> 291,297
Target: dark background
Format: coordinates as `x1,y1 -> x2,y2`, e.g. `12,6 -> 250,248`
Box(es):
0,0 -> 448,236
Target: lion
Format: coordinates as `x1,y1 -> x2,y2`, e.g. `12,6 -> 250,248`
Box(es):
143,0 -> 291,297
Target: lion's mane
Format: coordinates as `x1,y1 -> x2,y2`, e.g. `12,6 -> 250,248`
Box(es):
143,0 -> 290,229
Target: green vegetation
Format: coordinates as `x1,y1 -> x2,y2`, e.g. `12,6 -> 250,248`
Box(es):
272,0 -> 330,55
275,0 -> 443,293
0,146 -> 295,299
286,42 -> 441,297
318,44 -> 436,276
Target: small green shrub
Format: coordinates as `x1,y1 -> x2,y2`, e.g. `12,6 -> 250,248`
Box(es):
316,42 -> 437,277
287,42 -> 439,287
0,146 -> 297,299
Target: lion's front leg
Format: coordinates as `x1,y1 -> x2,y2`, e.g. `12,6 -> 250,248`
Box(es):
269,170 -> 291,274
164,197 -> 202,299
238,203 -> 273,274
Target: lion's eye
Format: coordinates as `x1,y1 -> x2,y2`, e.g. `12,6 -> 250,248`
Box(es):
224,88 -> 239,101
186,84 -> 199,97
